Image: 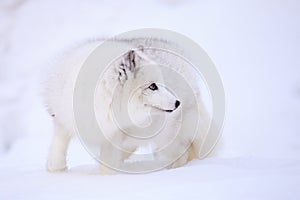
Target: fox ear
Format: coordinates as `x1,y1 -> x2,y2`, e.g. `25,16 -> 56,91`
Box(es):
128,50 -> 136,72
117,49 -> 137,85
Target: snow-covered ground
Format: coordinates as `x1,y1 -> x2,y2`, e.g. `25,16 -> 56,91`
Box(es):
0,0 -> 299,199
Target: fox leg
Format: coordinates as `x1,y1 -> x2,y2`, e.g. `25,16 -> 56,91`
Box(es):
47,120 -> 72,172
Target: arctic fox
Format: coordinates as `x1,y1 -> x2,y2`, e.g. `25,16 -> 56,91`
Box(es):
44,38 -> 211,173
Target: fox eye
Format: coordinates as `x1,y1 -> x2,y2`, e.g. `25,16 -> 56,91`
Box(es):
148,83 -> 158,91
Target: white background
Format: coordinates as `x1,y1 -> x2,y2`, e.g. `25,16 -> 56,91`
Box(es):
0,0 -> 299,199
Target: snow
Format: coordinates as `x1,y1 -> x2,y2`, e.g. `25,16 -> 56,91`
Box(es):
0,0 -> 300,199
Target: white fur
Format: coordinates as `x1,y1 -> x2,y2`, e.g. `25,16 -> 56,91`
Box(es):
44,38 -> 212,173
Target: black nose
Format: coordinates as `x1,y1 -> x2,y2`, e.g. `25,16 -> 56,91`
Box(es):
175,100 -> 181,109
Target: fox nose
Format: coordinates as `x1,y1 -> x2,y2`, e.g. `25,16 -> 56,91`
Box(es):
175,100 -> 181,109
